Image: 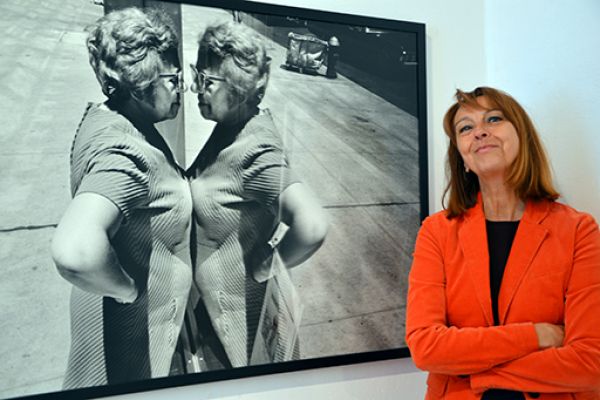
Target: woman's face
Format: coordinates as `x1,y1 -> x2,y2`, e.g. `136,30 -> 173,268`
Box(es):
454,96 -> 520,180
137,58 -> 182,123
191,61 -> 248,125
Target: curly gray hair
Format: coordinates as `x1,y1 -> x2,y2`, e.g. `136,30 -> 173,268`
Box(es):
86,7 -> 179,100
198,21 -> 271,105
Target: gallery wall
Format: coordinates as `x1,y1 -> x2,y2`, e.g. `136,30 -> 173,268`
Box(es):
485,0 -> 600,222
108,0 -> 600,398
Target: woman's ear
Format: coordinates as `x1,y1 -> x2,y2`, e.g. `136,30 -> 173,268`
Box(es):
103,76 -> 121,98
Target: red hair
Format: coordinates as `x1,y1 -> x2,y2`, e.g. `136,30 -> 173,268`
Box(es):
442,87 -> 559,218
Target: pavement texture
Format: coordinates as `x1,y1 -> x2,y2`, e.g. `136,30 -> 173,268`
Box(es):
0,1 -> 421,398
0,1 -> 105,398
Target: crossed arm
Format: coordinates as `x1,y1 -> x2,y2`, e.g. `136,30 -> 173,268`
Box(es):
405,215 -> 600,393
469,216 -> 600,393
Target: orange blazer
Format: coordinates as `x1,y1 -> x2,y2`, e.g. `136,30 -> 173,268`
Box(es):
406,196 -> 600,399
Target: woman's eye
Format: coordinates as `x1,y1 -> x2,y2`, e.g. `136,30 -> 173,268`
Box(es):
488,115 -> 502,123
205,79 -> 214,88
458,125 -> 472,134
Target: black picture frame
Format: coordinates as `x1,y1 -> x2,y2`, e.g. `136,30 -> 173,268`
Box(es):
0,0 -> 427,399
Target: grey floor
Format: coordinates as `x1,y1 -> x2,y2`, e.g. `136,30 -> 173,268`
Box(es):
0,1 -> 421,398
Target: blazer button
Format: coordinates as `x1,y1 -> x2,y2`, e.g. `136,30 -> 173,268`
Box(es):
528,393 -> 540,399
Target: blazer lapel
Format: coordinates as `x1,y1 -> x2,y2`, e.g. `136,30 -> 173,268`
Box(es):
498,200 -> 550,325
459,201 -> 494,326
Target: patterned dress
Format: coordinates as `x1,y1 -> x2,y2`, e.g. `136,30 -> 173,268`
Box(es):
63,103 -> 193,388
188,109 -> 299,368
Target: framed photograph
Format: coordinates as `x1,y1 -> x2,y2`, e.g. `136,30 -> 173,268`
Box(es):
0,0 -> 427,398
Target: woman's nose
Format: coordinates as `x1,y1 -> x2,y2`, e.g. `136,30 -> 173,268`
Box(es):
178,82 -> 188,93
190,80 -> 198,94
473,125 -> 489,139
190,81 -> 206,95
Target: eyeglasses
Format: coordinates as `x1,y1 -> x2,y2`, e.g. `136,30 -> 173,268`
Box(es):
158,70 -> 186,92
189,64 -> 226,93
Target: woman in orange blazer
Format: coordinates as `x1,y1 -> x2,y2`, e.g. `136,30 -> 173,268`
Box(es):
406,87 -> 600,399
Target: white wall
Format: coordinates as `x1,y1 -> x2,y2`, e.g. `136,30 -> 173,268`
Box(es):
109,359 -> 426,400
486,0 -> 600,221
109,0 -> 600,399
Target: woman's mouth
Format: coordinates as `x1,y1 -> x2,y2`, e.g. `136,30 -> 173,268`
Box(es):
476,144 -> 496,153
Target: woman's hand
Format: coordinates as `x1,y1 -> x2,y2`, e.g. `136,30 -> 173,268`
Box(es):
250,242 -> 275,283
113,274 -> 139,304
534,323 -> 565,349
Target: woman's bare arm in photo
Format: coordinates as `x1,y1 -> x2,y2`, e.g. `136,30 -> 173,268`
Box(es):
253,182 -> 329,282
51,192 -> 138,303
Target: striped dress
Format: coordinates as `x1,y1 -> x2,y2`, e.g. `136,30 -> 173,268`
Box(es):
188,109 -> 300,368
63,103 -> 193,388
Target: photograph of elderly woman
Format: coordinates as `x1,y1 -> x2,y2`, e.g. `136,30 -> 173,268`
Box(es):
0,0 -> 424,398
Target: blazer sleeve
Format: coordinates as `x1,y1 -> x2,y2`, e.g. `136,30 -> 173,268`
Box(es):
406,215 -> 540,376
470,213 -> 600,393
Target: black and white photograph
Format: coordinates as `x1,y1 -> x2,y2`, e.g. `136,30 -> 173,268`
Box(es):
0,0 -> 427,398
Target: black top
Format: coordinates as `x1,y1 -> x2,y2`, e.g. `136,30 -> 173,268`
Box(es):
486,220 -> 520,325
482,220 -> 524,400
